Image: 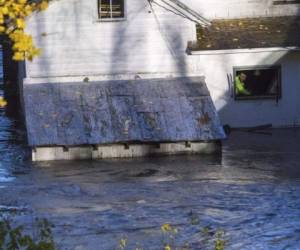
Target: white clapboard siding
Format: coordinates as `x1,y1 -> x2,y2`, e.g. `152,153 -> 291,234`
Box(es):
26,0 -> 195,78
26,0 -> 300,79
190,50 -> 300,128
183,0 -> 300,19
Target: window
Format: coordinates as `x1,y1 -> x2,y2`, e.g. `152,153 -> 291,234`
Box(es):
98,0 -> 125,20
273,0 -> 300,5
233,66 -> 281,100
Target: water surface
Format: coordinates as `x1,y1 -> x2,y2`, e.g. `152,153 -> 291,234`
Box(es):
1,94 -> 300,249
1,45 -> 300,250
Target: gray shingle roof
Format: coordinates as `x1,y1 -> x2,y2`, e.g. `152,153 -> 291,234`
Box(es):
188,16 -> 300,51
24,77 -> 225,147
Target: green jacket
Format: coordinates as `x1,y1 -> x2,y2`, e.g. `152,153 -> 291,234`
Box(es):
235,76 -> 251,95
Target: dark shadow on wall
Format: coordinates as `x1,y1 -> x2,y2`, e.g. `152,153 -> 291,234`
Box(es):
149,2 -> 189,76
109,0 -> 189,78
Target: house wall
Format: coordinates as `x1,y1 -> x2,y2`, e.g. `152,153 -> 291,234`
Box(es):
25,0 -> 300,80
191,50 -> 300,128
25,0 -> 195,79
184,0 -> 300,19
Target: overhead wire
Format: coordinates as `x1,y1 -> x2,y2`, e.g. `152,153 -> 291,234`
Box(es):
167,0 -> 211,25
149,0 -> 199,24
148,0 -> 211,26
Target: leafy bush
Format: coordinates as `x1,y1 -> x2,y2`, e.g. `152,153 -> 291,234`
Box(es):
0,218 -> 55,250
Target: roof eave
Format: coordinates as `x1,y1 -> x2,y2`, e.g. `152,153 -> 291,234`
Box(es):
188,46 -> 300,55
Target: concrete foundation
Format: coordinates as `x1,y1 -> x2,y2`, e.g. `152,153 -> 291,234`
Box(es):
32,141 -> 221,161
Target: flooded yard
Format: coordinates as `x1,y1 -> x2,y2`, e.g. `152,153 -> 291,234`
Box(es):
1,100 -> 300,249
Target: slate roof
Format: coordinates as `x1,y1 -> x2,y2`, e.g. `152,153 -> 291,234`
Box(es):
188,16 -> 300,51
23,77 -> 226,147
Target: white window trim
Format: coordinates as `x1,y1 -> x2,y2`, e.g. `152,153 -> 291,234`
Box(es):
97,0 -> 127,22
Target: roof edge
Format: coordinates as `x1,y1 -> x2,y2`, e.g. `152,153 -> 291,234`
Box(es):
24,74 -> 206,84
188,46 -> 300,55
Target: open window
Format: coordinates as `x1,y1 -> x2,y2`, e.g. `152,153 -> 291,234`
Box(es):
233,66 -> 281,100
273,0 -> 300,5
98,0 -> 125,20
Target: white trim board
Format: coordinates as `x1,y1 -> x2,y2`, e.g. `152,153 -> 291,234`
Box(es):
32,142 -> 221,161
189,47 -> 300,55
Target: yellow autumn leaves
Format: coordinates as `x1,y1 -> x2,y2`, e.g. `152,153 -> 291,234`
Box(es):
161,223 -> 178,250
10,30 -> 41,61
161,223 -> 178,234
0,0 -> 49,61
0,96 -> 7,108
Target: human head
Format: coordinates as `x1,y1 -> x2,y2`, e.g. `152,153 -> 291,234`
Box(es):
239,72 -> 247,81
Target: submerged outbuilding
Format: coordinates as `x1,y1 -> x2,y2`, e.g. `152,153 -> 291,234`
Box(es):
24,77 -> 225,161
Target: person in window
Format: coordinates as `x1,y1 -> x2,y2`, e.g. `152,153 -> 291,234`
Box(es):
235,72 -> 251,96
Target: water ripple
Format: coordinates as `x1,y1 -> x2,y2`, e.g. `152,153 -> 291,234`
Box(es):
1,94 -> 300,249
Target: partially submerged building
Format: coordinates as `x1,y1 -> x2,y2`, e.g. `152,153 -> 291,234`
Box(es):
15,0 -> 300,160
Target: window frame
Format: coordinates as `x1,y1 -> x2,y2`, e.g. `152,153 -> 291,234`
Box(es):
273,0 -> 300,5
233,65 -> 282,101
97,0 -> 126,21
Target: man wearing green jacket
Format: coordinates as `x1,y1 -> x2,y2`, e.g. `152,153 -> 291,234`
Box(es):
235,72 -> 251,96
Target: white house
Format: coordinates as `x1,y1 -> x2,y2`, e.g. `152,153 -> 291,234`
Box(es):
18,0 -> 300,160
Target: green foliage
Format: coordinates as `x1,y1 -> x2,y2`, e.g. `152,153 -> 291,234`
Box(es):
0,218 -> 55,250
